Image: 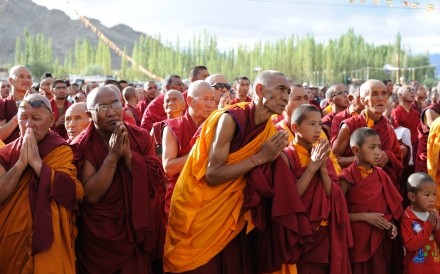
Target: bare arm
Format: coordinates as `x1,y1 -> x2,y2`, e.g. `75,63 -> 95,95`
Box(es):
0,117 -> 18,141
162,126 -> 189,178
205,113 -> 288,186
425,109 -> 440,128
332,124 -> 354,168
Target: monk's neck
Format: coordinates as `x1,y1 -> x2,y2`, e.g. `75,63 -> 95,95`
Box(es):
333,104 -> 345,113
238,95 -> 247,102
12,90 -> 25,101
364,109 -> 382,122
349,104 -> 363,115
54,98 -> 66,108
188,110 -> 204,127
399,100 -> 412,112
127,99 -> 137,109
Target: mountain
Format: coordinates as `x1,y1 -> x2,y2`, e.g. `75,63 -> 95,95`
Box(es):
0,0 -> 145,68
429,54 -> 440,78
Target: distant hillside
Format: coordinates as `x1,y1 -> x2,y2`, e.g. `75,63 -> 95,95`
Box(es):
429,54 -> 440,78
0,0 -> 147,68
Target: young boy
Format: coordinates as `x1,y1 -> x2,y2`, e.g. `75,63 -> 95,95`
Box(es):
401,172 -> 440,274
339,127 -> 403,274
281,104 -> 352,274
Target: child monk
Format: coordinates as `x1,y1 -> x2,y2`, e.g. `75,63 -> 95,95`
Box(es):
281,104 -> 352,274
401,172 -> 440,274
339,127 -> 403,274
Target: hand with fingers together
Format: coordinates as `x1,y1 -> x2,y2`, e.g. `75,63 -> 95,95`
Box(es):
310,138 -> 331,172
25,128 -> 42,173
253,131 -> 289,165
364,212 -> 393,230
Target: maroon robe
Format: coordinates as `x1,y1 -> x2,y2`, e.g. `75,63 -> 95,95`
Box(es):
415,103 -> 440,172
0,95 -> 19,143
283,145 -> 352,274
322,111 -> 337,139
71,123 -> 167,274
391,105 -> 420,160
339,161 -> 403,274
163,112 -> 198,215
341,114 -> 403,189
137,97 -> 153,118
50,99 -> 71,140
123,104 -> 141,126
330,108 -> 352,144
230,96 -> 252,104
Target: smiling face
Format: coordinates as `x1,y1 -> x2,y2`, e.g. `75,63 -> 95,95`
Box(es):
10,66 -> 33,95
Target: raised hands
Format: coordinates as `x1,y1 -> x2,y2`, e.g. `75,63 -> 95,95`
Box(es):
18,128 -> 42,174
108,122 -> 131,164
255,131 -> 288,164
310,138 -> 331,171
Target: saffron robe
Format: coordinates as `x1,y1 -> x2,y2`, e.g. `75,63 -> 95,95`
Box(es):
164,103 -> 273,273
427,117 -> 440,209
340,114 -> 403,189
50,99 -> 71,140
339,161 -> 403,273
163,112 -> 198,215
0,95 -> 19,143
72,122 -> 167,273
415,103 -> 440,173
0,131 -> 84,274
284,144 -> 352,274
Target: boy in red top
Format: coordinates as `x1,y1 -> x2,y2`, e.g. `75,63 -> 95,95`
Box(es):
401,172 -> 440,274
339,127 -> 403,274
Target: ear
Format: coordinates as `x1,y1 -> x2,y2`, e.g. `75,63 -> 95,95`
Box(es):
255,83 -> 264,98
186,96 -> 193,107
49,112 -> 56,127
352,145 -> 360,155
407,192 -> 416,203
347,94 -> 355,103
86,111 -> 92,119
328,97 -> 334,104
290,123 -> 299,133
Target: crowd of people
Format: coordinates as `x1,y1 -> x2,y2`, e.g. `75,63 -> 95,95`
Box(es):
1,64 -> 440,274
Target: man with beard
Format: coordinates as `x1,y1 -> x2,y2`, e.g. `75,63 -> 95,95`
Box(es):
50,79 -> 71,139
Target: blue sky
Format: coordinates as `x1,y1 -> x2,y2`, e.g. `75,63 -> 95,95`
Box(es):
32,0 -> 440,54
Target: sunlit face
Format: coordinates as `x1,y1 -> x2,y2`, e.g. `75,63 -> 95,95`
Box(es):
74,93 -> 86,103
65,105 -> 90,139
52,82 -> 68,100
293,111 -> 322,146
89,89 -> 123,133
163,93 -> 185,116
10,67 -> 32,93
355,135 -> 381,168
236,79 -> 250,97
331,84 -> 350,108
167,77 -> 184,92
285,86 -> 308,116
144,81 -> 158,100
261,74 -> 290,115
189,89 -> 216,120
1,80 -> 10,98
399,86 -> 415,103
411,183 -> 437,212
415,87 -> 428,105
194,69 -> 210,81
39,78 -> 53,94
18,103 -> 54,143
362,83 -> 388,115
210,75 -> 230,103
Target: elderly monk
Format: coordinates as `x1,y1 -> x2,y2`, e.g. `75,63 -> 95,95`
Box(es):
0,94 -> 84,274
162,80 -> 216,215
332,80 -> 403,188
0,65 -> 33,143
72,86 -> 166,273
164,70 -> 291,273
64,102 -> 90,141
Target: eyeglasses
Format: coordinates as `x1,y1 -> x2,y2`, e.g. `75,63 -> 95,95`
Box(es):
92,101 -> 123,113
212,83 -> 231,90
1,84 -> 11,88
18,100 -> 52,112
54,86 -> 67,90
332,90 -> 348,98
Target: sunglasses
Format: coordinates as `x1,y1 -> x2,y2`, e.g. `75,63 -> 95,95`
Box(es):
212,83 -> 231,90
18,100 -> 52,112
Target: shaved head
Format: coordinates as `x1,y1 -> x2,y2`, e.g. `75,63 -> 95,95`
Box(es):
407,172 -> 435,193
87,86 -> 119,110
187,80 -> 214,98
349,127 -> 378,148
253,70 -> 286,90
164,90 -> 184,102
205,74 -> 227,85
360,79 -> 386,98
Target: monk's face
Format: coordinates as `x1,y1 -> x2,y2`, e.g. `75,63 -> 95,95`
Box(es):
89,89 -> 123,133
164,92 -> 185,116
285,86 -> 308,117
189,88 -> 216,120
356,135 -> 381,167
18,100 -> 54,142
65,105 -> 90,140
10,67 -> 33,94
292,110 -> 322,146
260,74 -> 290,115
361,83 -> 388,115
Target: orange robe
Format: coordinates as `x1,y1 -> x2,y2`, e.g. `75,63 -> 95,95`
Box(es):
0,132 -> 84,274
164,103 -> 275,272
427,117 -> 440,209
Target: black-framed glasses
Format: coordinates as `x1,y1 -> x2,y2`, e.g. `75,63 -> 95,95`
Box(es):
18,100 -> 52,112
332,90 -> 348,97
212,83 -> 231,90
91,101 -> 123,113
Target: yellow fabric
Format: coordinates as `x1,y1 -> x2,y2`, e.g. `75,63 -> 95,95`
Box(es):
268,263 -> 298,274
0,145 -> 84,274
323,104 -> 332,115
276,119 -> 294,144
164,103 -> 277,272
0,139 -> 4,149
364,111 -> 375,128
427,117 -> 440,209
358,165 -> 374,179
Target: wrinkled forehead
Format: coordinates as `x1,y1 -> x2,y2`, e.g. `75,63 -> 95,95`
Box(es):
165,92 -> 184,101
66,106 -> 88,117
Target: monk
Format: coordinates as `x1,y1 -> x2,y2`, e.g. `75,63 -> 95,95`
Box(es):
205,73 -> 232,109
321,84 -> 350,139
64,102 -> 90,141
137,80 -> 158,116
416,82 -> 440,173
230,76 -> 252,104
123,86 -> 141,126
164,70 -> 290,273
282,104 -> 352,274
330,80 -> 365,143
141,75 -> 185,132
332,80 -> 403,188
72,86 -> 166,273
339,127 -> 403,274
0,65 -> 33,143
0,93 -> 84,273
50,79 -> 71,139
162,81 -> 216,215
